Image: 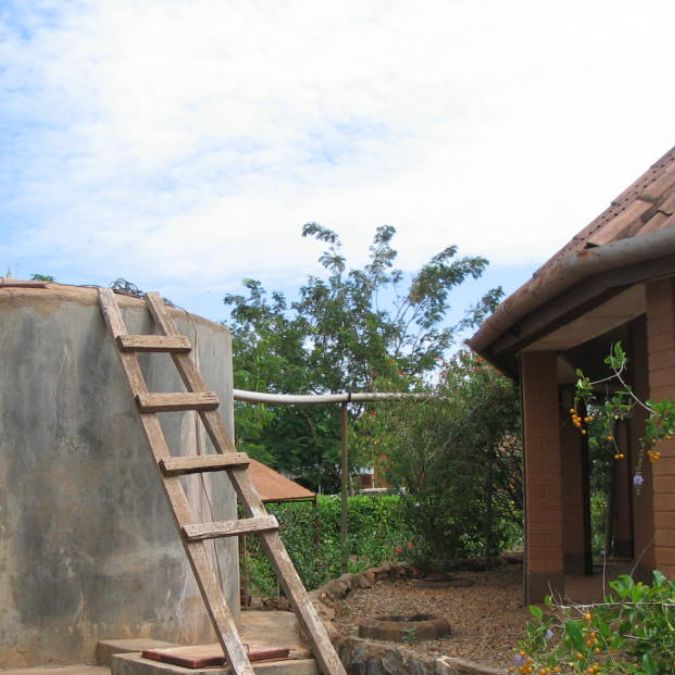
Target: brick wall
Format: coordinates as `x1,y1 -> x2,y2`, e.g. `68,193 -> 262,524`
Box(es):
521,351 -> 565,602
645,279 -> 675,578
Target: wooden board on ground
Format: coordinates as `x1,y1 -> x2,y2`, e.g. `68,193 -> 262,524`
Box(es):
142,644 -> 290,668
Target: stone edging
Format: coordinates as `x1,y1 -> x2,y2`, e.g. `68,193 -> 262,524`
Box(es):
305,563 -> 507,675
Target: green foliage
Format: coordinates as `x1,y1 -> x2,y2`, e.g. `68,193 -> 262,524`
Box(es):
589,492 -> 608,559
571,341 -> 675,489
515,572 -> 675,674
30,273 -> 55,282
245,495 -> 412,593
225,224 -> 498,490
402,626 -> 419,645
370,351 -> 522,567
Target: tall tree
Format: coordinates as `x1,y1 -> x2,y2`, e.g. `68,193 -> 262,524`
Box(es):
224,224 -> 498,491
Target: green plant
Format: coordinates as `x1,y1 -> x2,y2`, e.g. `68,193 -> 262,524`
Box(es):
402,626 -> 419,645
226,224 -> 499,491
571,342 -> 674,489
513,571 -> 675,674
373,351 -> 522,568
245,494 -> 413,593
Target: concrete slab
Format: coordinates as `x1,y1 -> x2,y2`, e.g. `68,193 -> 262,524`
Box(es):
0,666 -> 110,675
112,654 -> 317,675
237,612 -> 308,655
97,641 -> 180,668
104,611 -> 316,675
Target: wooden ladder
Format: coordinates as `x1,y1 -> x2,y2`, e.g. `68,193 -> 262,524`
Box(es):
98,288 -> 346,675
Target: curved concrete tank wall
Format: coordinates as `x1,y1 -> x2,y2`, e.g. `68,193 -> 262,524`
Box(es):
0,285 -> 239,667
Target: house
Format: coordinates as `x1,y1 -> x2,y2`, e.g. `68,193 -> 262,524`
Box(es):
469,147 -> 675,602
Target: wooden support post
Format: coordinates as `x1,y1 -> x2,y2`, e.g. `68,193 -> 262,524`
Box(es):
340,402 -> 349,573
239,534 -> 249,608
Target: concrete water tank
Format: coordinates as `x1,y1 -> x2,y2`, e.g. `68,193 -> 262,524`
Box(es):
0,284 -> 239,667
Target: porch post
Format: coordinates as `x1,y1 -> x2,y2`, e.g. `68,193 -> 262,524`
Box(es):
560,415 -> 591,575
521,351 -> 565,603
645,279 -> 675,578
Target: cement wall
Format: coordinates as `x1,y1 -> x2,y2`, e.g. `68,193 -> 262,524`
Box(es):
0,285 -> 239,667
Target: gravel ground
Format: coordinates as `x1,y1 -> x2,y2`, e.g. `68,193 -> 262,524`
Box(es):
335,564 -> 530,669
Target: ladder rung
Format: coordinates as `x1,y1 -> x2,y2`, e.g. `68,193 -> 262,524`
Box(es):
183,515 -> 279,542
117,335 -> 192,353
160,453 -> 250,476
136,392 -> 220,413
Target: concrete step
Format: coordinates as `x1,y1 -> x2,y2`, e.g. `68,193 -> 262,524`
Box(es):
0,666 -> 110,675
97,640 -> 180,668
99,611 -> 317,675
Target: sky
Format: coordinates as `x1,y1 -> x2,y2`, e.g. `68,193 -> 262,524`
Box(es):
1,0 -> 673,325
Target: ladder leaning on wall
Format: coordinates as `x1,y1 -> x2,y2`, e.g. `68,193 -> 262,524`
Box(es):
98,288 -> 346,675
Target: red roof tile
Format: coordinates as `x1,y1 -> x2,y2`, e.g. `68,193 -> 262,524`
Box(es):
248,459 -> 315,503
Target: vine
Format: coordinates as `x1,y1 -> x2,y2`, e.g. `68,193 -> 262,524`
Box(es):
570,342 -> 673,489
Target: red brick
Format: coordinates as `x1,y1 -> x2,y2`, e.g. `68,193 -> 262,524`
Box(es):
655,529 -> 675,547
653,476 -> 675,495
654,494 -> 675,511
648,368 -> 675,389
647,349 -> 675,369
654,511 -> 675,529
526,534 -> 562,549
654,547 -> 675,566
647,333 -> 675,352
528,558 -> 564,573
526,520 -> 563,535
525,461 -> 562,477
646,278 -> 675,303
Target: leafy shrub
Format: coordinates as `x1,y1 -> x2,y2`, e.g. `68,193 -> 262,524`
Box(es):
244,494 -> 412,594
514,571 -> 675,674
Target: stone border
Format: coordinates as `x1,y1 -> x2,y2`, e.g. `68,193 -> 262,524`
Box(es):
336,637 -> 507,675
303,563 -> 507,675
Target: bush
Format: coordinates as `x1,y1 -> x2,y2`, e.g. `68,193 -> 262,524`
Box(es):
244,494 -> 412,594
514,571 -> 675,674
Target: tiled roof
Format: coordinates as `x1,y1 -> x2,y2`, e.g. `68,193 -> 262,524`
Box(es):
248,458 -> 315,503
538,146 -> 675,275
469,146 -> 675,371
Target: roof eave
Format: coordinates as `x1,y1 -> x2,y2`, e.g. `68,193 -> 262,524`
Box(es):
468,227 -> 675,371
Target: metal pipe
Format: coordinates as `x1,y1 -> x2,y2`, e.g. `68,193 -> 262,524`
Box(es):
233,389 -> 430,405
469,227 -> 675,356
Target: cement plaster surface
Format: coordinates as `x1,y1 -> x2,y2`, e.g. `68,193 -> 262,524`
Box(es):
0,286 -> 239,667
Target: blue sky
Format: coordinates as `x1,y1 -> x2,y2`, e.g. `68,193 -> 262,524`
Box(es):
1,0 -> 674,326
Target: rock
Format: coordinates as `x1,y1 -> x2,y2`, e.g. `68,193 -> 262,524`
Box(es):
381,649 -> 405,675
312,599 -> 336,621
366,657 -> 385,675
323,620 -> 340,642
436,656 -> 507,675
324,578 -> 350,599
354,573 -> 374,589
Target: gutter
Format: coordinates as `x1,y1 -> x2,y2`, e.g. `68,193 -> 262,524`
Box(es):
468,227 -> 675,357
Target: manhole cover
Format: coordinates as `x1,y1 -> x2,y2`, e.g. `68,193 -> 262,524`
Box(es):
358,613 -> 451,641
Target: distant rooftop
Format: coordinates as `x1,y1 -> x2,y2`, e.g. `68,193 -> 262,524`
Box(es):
248,458 -> 315,503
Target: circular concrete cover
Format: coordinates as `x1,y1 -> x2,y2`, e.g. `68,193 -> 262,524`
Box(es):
358,614 -> 452,641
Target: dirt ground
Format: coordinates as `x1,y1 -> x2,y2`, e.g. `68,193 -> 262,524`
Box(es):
334,563 -> 530,670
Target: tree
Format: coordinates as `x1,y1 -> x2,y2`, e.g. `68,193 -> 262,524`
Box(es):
224,224 -> 498,491
370,350 -> 522,566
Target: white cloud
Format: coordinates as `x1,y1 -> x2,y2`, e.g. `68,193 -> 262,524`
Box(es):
1,0 -> 674,296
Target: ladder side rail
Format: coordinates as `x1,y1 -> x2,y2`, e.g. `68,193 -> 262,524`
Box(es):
145,292 -> 347,675
98,289 -> 256,675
